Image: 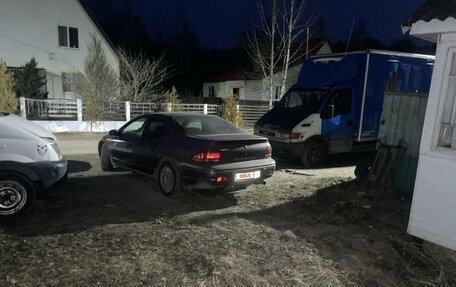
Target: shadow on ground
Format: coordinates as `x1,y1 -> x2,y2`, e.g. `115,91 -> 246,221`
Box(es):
68,160 -> 92,173
274,151 -> 374,170
2,173 -> 237,237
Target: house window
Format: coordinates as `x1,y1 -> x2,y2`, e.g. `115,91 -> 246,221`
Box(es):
208,85 -> 215,98
274,85 -> 283,101
62,72 -> 83,94
58,26 -> 79,48
438,50 -> 456,149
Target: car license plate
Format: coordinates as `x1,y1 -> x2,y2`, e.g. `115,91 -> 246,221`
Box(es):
235,170 -> 261,181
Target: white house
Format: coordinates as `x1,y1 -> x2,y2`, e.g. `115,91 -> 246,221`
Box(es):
403,0 -> 456,251
0,0 -> 119,99
203,39 -> 333,103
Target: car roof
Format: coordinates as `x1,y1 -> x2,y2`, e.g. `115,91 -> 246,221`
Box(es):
139,112 -> 216,119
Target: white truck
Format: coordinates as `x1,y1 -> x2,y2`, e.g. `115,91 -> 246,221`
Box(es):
0,112 -> 68,217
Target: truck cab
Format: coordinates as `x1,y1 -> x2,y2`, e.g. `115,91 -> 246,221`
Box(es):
254,50 -> 434,167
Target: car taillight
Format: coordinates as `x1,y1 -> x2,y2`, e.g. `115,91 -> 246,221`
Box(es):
193,150 -> 221,162
265,144 -> 272,158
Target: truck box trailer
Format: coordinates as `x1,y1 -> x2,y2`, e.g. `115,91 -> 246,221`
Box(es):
254,50 -> 435,167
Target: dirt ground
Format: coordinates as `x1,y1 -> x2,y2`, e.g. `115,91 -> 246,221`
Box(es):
1,137 -> 455,286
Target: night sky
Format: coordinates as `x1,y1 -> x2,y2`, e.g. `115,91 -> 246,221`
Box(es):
120,0 -> 428,49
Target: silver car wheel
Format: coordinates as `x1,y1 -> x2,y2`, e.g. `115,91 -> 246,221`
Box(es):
0,180 -> 27,215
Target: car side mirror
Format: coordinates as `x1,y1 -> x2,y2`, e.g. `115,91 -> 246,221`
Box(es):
109,129 -> 118,136
321,105 -> 335,119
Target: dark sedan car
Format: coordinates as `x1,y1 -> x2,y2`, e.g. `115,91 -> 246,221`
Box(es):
98,113 -> 276,196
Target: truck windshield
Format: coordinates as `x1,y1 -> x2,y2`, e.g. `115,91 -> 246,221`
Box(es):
276,89 -> 328,109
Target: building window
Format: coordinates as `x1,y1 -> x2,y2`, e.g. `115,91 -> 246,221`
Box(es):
58,26 -> 79,48
438,50 -> 456,149
62,72 -> 83,94
274,85 -> 283,101
208,85 -> 215,98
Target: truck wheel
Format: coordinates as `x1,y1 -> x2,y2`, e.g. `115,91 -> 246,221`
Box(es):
158,162 -> 182,196
301,141 -> 326,168
100,144 -> 113,171
0,174 -> 36,218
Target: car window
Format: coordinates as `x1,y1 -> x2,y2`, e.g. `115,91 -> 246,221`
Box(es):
121,117 -> 147,139
175,115 -> 242,135
326,89 -> 352,117
143,120 -> 167,139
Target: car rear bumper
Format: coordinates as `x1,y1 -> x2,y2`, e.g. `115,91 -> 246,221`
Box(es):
181,158 -> 276,190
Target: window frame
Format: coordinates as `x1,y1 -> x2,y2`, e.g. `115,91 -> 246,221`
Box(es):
58,25 -> 79,49
274,85 -> 282,101
324,88 -> 352,118
434,46 -> 456,152
208,85 -> 215,98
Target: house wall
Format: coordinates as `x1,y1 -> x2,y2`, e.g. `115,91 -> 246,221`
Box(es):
203,81 -> 246,99
0,0 -> 119,99
408,32 -> 456,251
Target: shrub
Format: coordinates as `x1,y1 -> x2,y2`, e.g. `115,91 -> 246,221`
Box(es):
164,86 -> 182,112
221,93 -> 243,127
0,59 -> 18,113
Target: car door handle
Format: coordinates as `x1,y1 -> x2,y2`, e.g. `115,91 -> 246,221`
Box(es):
347,120 -> 353,126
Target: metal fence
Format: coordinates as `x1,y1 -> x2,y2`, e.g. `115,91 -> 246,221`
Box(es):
22,98 -> 270,128
239,105 -> 271,128
25,98 -> 78,120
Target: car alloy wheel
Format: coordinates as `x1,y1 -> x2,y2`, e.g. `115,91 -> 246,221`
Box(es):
159,164 -> 177,196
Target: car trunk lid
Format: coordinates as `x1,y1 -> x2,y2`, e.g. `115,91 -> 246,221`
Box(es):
192,133 -> 270,163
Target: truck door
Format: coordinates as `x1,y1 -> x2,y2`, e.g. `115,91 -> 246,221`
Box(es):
321,89 -> 355,153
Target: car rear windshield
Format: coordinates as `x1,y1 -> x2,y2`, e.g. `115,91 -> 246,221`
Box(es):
174,115 -> 243,135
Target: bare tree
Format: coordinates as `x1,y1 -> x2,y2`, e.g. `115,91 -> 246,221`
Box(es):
244,0 -> 311,107
117,48 -> 173,103
278,0 -> 311,97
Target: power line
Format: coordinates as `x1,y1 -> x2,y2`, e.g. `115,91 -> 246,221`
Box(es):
0,32 -> 51,54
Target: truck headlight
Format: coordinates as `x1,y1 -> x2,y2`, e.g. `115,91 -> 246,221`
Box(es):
289,133 -> 302,139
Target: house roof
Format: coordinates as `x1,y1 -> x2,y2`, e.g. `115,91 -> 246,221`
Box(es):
403,0 -> 456,27
77,0 -> 118,57
205,38 -> 332,83
402,0 -> 456,41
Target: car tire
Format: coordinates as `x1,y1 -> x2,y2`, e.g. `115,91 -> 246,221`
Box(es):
100,143 -> 114,171
355,153 -> 376,180
0,174 -> 36,218
301,141 -> 326,168
158,162 -> 181,196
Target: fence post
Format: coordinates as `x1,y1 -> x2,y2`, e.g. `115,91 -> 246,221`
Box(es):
166,103 -> 172,112
125,101 -> 131,121
203,104 -> 208,115
19,97 -> 26,118
76,99 -> 83,122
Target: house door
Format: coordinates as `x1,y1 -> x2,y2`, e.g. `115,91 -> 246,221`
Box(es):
232,88 -> 240,100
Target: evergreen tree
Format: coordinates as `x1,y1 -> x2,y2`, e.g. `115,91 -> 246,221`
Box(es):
14,58 -> 47,99
0,59 -> 18,113
81,34 -> 118,125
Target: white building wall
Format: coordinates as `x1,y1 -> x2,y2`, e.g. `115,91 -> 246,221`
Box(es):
409,32 -> 456,251
0,0 -> 119,99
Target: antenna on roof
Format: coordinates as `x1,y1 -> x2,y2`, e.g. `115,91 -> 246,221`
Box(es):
345,19 -> 355,57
